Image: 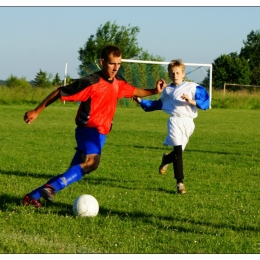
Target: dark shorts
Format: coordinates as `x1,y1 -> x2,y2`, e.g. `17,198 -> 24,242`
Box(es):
70,127 -> 107,166
75,127 -> 107,155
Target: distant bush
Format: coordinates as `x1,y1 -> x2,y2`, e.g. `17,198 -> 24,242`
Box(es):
211,89 -> 260,110
6,75 -> 32,89
1,85 -> 260,109
0,85 -> 61,105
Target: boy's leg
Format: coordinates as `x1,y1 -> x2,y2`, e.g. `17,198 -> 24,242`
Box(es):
172,145 -> 184,184
172,145 -> 186,194
160,145 -> 186,194
161,145 -> 183,182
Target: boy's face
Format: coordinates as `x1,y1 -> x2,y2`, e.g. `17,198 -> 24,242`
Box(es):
169,66 -> 185,86
100,54 -> 122,80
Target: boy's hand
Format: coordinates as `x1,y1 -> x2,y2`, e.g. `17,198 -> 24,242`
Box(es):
181,93 -> 196,106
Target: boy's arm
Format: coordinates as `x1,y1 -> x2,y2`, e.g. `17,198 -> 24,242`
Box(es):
181,86 -> 209,110
133,97 -> 163,112
194,86 -> 210,110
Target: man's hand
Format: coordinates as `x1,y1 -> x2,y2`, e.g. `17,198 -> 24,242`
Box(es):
24,110 -> 38,124
156,79 -> 167,93
132,96 -> 141,104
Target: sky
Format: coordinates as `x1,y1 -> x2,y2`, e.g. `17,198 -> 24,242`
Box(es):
1,4 -> 260,81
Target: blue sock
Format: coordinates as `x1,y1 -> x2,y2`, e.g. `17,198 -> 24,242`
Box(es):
29,165 -> 85,199
29,185 -> 45,200
47,164 -> 84,192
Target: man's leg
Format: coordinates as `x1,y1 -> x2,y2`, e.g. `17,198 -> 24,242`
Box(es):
23,127 -> 106,207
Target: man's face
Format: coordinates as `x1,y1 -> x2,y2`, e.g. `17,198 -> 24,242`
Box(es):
169,66 -> 185,86
100,54 -> 122,80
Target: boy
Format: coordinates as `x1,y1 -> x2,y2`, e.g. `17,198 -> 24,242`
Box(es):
134,59 -> 209,194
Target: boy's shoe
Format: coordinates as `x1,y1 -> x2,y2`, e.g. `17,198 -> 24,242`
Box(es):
176,183 -> 186,194
23,194 -> 42,208
159,153 -> 169,175
41,184 -> 55,202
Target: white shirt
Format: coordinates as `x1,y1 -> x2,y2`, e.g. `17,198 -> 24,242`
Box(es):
160,81 -> 198,119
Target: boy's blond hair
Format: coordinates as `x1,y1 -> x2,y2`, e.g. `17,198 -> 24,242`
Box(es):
167,59 -> 185,75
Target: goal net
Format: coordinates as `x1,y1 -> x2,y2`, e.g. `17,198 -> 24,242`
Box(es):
89,59 -> 212,108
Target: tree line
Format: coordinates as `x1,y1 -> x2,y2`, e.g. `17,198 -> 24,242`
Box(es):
2,21 -> 260,89
213,29 -> 260,88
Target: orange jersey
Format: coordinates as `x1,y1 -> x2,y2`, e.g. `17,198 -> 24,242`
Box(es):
59,71 -> 135,134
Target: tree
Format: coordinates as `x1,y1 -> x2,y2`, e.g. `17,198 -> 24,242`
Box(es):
33,70 -> 52,87
239,30 -> 260,85
63,75 -> 75,86
6,75 -> 31,89
78,21 -> 164,77
212,52 -> 251,88
52,73 -> 62,86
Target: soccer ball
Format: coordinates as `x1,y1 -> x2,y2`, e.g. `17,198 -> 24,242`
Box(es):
72,194 -> 99,217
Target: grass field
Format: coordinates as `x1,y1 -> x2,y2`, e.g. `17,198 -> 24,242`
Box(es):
0,104 -> 260,254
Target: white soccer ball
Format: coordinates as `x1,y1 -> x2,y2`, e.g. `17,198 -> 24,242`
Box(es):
72,194 -> 99,217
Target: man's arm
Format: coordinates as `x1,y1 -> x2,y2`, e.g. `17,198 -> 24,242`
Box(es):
133,79 -> 166,97
24,88 -> 61,124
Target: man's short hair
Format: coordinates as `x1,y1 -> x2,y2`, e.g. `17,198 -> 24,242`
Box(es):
101,45 -> 122,61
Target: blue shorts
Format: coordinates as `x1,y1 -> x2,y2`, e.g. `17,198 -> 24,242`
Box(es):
70,127 -> 106,165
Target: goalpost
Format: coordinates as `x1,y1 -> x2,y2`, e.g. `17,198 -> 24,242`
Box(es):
63,63 -> 68,104
120,59 -> 213,109
86,58 -> 213,108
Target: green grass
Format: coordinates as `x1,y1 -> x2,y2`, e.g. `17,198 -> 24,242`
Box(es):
0,104 -> 260,253
211,89 -> 260,109
2,85 -> 260,110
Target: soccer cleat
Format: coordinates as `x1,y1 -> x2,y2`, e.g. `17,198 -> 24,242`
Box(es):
41,184 -> 55,202
159,153 -> 169,175
176,182 -> 186,194
23,194 -> 42,208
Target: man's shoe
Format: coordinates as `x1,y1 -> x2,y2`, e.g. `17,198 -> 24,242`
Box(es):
23,194 -> 42,208
176,182 -> 186,194
41,184 -> 55,202
159,153 -> 169,175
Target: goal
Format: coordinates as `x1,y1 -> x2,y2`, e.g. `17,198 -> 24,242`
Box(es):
119,59 -> 213,109
92,58 -> 212,108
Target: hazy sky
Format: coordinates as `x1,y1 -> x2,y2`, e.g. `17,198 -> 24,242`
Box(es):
1,5 -> 260,81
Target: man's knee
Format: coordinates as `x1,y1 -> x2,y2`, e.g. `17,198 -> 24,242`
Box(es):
81,154 -> 100,173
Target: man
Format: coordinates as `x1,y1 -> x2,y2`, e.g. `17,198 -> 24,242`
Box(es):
23,45 -> 164,208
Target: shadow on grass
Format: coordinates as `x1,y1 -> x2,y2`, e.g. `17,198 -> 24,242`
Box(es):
0,169 -> 175,195
82,176 -> 174,194
112,143 -> 253,157
0,193 -> 259,235
133,144 -> 245,156
0,169 -> 55,179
